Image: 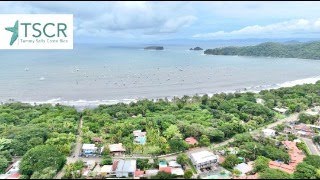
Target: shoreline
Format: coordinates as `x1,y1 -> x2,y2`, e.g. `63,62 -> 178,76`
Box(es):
2,75 -> 320,111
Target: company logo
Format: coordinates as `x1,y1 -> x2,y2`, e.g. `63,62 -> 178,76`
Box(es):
0,14 -> 73,49
5,20 -> 19,46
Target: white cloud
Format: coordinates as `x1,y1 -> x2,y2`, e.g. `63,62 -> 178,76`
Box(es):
0,1 -> 197,38
193,18 -> 320,39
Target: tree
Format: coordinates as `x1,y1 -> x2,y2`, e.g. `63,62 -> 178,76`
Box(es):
221,155 -> 242,170
0,156 -> 8,173
168,138 -> 188,153
293,162 -> 317,179
259,168 -> 291,179
199,135 -> 210,147
184,169 -> 193,179
176,153 -> 189,166
101,157 -> 113,165
137,159 -> 151,170
19,145 -> 66,177
30,166 -> 57,179
163,125 -> 182,140
304,155 -> 320,168
152,171 -> 176,179
253,156 -> 270,172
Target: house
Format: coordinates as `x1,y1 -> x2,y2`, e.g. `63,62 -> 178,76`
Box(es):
159,167 -> 172,174
158,160 -> 167,168
294,124 -> 314,137
82,144 -> 98,155
109,143 -> 126,156
262,129 -> 276,137
145,169 -> 159,177
273,107 -> 288,114
189,150 -> 219,170
171,168 -> 184,176
115,159 -> 136,178
134,169 -> 145,179
92,137 -> 103,143
100,165 -> 113,177
168,161 -> 182,168
185,137 -> 198,146
133,130 -> 147,145
234,163 -> 253,176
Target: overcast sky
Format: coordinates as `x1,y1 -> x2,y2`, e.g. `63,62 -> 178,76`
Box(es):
1,1 -> 320,43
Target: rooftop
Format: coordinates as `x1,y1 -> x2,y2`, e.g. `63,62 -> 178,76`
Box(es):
190,150 -> 219,164
185,137 -> 198,145
109,143 -> 126,152
116,159 -> 136,173
234,163 -> 253,175
273,107 -> 288,113
168,161 -> 182,168
82,144 -> 97,150
100,165 -> 113,173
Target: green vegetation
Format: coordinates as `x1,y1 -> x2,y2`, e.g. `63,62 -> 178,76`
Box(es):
293,162 -> 317,179
176,153 -> 189,166
19,145 -> 66,178
152,171 -> 176,179
136,158 -> 151,170
204,41 -> 320,60
183,169 -> 193,179
221,154 -> 242,170
253,156 -> 271,173
298,113 -> 319,124
296,142 -> 311,155
79,81 -> 320,156
304,155 -> 320,168
63,160 -> 85,179
232,134 -> 290,163
259,168 -> 292,179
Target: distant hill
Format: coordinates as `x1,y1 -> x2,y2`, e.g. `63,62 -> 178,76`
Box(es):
144,46 -> 164,50
204,41 -> 320,60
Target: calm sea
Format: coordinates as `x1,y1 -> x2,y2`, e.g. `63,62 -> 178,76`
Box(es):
1,43 -> 320,108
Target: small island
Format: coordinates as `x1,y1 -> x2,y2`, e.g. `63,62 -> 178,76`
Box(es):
190,47 -> 203,51
144,46 -> 164,50
204,41 -> 320,60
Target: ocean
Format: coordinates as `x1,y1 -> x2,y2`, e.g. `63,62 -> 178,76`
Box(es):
1,43 -> 320,108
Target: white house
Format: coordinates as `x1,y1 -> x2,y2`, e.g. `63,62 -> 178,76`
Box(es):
115,159 -> 136,178
234,163 -> 253,176
189,150 -> 219,170
82,144 -> 98,155
262,129 -> 276,137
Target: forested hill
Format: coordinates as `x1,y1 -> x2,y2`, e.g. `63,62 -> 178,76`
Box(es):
204,41 -> 320,59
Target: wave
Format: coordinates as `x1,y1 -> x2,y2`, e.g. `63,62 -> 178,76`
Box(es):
5,75 -> 320,110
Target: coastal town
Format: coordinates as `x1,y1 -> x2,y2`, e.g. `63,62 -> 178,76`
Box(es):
1,102 -> 319,179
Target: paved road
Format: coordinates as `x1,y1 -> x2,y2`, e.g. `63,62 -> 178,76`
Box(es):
300,137 -> 320,155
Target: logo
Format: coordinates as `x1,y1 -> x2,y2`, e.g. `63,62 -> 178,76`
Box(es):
0,14 -> 73,49
5,20 -> 19,46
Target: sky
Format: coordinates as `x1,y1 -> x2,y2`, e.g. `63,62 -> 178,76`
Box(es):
1,1 -> 320,43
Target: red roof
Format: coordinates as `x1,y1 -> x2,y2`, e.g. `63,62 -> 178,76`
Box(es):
135,169 -> 145,177
112,160 -> 119,171
159,167 -> 172,174
6,173 -> 21,179
269,141 -> 305,174
185,137 -> 198,145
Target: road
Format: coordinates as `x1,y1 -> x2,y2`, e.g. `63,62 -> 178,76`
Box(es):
55,116 -> 83,179
211,112 -> 299,149
54,111 -> 300,179
300,137 -> 320,156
